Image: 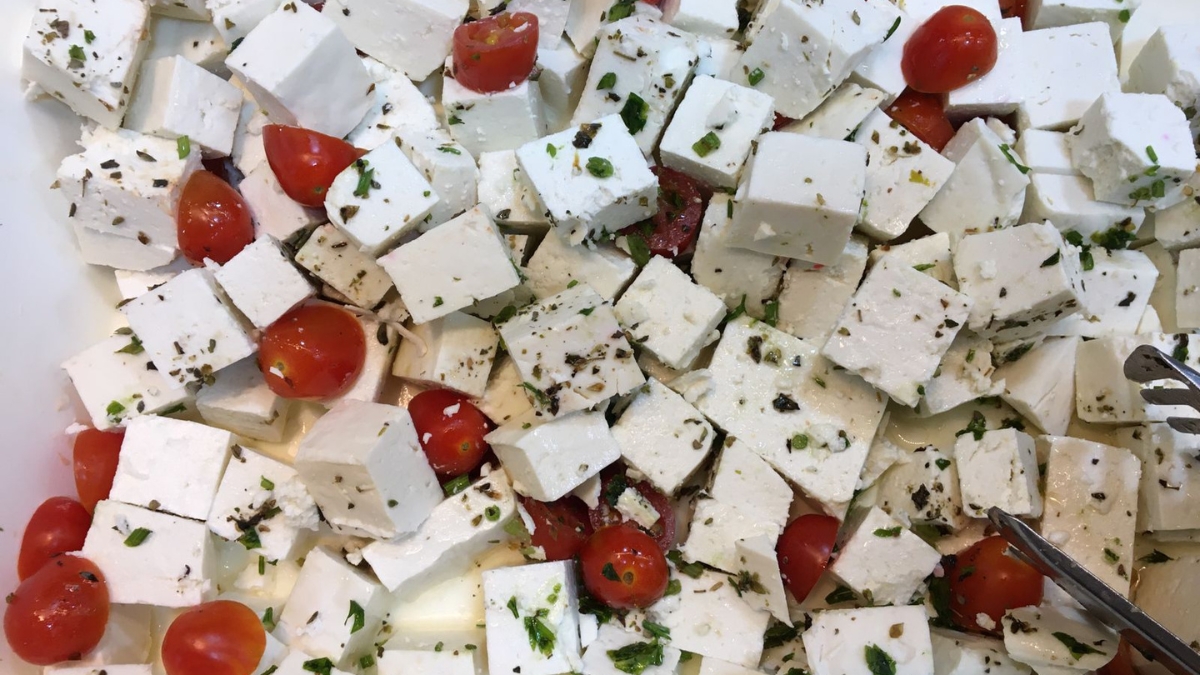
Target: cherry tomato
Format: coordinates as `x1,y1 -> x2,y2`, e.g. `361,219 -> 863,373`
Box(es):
176,171 -> 254,265
453,12 -> 540,94
776,514 -> 840,603
947,536 -> 1043,634
772,113 -> 795,131
621,166 -> 707,259
1098,640 -> 1136,675
4,556 -> 109,665
902,6 -> 998,94
998,0 -> 1027,22
262,125 -> 361,208
522,497 -> 594,561
579,525 -> 669,610
17,498 -> 91,581
588,472 -> 676,552
162,600 -> 266,675
408,388 -> 491,478
885,89 -> 956,152
258,304 -> 366,399
73,428 -> 124,514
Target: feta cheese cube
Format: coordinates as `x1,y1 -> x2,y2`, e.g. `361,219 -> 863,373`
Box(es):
919,334 -> 1003,416
664,0 -> 738,38
125,56 -> 242,157
695,36 -> 741,80
1116,423 -> 1200,532
875,445 -> 968,530
347,56 -> 441,150
485,409 -> 620,500
781,82 -> 888,141
681,497 -> 782,571
325,313 -> 398,406
615,487 -> 660,529
71,224 -> 178,271
1028,0 -> 1140,40
226,2 -> 373,138
868,233 -> 957,287
1015,23 -> 1119,131
1130,552 -> 1200,656
944,17 -> 1024,119
1145,241 -> 1181,332
1075,333 -> 1200,423
709,438 -> 792,529
145,15 -> 228,76
1177,249 -> 1200,329
272,651 -> 354,675
525,228 -> 638,301
478,150 -> 551,230
954,428 -> 1042,518
535,39 -> 589,133
212,236 -> 313,329
1021,173 -> 1146,241
1001,604 -> 1118,672
482,561 -> 583,675
930,629 -> 1032,675
659,75 -> 774,189
206,446 -> 318,560
1129,25 -> 1200,143
81,500 -> 216,607
196,357 -> 290,442
615,256 -> 725,369
392,129 -> 480,230
564,0 -> 609,56
610,378 -> 715,495
728,534 -> 790,623
391,311 -> 499,398
692,194 -> 786,318
775,237 -> 869,341
1119,0 -> 1200,82
726,132 -> 866,263
516,114 -> 659,244
322,0 -> 468,82
294,400 -> 442,538
803,606 -> 935,675
62,331 -> 191,431
646,561 -> 770,668
21,0 -> 150,128
580,622 -> 681,675
1152,174 -> 1200,251
293,224 -> 394,310
206,0 -> 282,45
1048,248 -> 1158,337
376,650 -> 474,675
478,355 -> 535,426
443,75 -> 547,157
507,0 -> 573,49
846,2 -> 911,103
239,164 -> 326,242
1015,129 -> 1077,176
109,415 -> 232,520
829,506 -> 941,605
324,142 -> 437,255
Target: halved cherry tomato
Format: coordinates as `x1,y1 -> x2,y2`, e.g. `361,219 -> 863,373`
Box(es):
73,429 -> 123,514
408,388 -> 491,478
522,497 -> 594,561
258,304 -> 365,399
776,514 -> 840,603
885,89 -> 956,152
453,12 -> 540,94
262,125 -> 362,208
579,524 -> 669,610
621,166 -> 707,259
588,472 -> 675,552
17,498 -> 91,581
161,600 -> 266,675
902,5 -> 999,94
1098,640 -> 1137,675
177,171 -> 254,265
4,556 -> 109,666
947,536 -> 1044,634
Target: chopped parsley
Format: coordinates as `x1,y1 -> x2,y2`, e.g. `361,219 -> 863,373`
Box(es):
352,159 -> 376,198
884,16 -> 902,40
607,640 -> 664,674
546,143 -> 557,157
692,131 -> 721,157
955,410 -> 988,441
484,505 -> 502,521
84,29 -> 95,43
586,156 -> 615,178
262,606 -> 276,630
607,0 -> 636,22
602,562 -> 620,581
643,620 -> 670,640
68,44 -> 86,62
666,550 -> 705,578
437,145 -> 462,155
358,654 -> 375,669
1040,250 -> 1061,267
507,596 -> 519,618
238,528 -> 262,550
763,300 -> 780,327
524,614 -> 557,657
873,526 -> 902,538
865,645 -> 897,675
620,93 -> 649,135
935,458 -> 952,470
913,263 -> 936,271
443,474 -> 471,497
998,144 -> 1030,174
1052,632 -> 1106,660
748,67 -> 765,86
260,476 -> 275,490
825,584 -> 857,605
1139,549 -> 1174,564
123,527 -> 151,547
625,233 -> 651,267
598,72 -> 617,90
433,296 -> 444,307
345,600 -> 365,634
115,335 -> 144,355
302,657 -> 335,675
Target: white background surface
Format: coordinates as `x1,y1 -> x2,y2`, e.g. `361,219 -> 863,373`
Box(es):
0,0 -> 124,671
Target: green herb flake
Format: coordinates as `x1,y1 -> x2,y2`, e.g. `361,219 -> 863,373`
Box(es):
791,433 -> 809,450
84,29 -> 96,43
258,555 -> 266,575
884,16 -> 901,40
302,657 -> 335,675
238,528 -> 262,550
873,526 -> 902,538
546,143 -> 557,157
955,410 -> 988,441
484,505 -> 502,521
1139,549 -> 1174,564
998,144 -> 1030,174
748,67 -> 765,86
433,296 -> 444,307
448,114 -> 463,125
763,622 -> 800,649
643,620 -> 670,640
626,233 -> 651,267
343,600 -> 366,634
607,640 -> 665,675
507,596 -> 520,618
598,72 -> 617,90
68,44 -> 86,62
666,550 -> 705,578
437,145 -> 462,155
123,527 -> 152,547
602,562 -> 620,581
607,0 -> 635,22
262,606 -> 276,630
692,131 -> 721,157
864,644 -> 897,675
913,263 -> 936,271
587,156 -> 615,178
620,93 -> 649,135
1052,632 -> 1106,660
260,476 -> 275,490
935,458 -> 952,470
443,474 -> 471,497
1041,250 -> 1061,267
115,335 -> 144,355
524,615 -> 557,657
1103,547 -> 1120,563
359,654 -> 376,669
764,300 -> 780,327
353,160 -> 375,198
177,135 -> 191,159
825,584 -> 857,605
1119,8 -> 1130,21
664,578 -> 682,596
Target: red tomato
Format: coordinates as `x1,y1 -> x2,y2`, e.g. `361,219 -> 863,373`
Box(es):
4,556 -> 109,665
258,304 -> 366,399
17,498 -> 92,581
776,514 -> 840,603
453,12 -> 540,94
162,600 -> 266,675
902,6 -> 999,94
262,125 -> 361,208
579,525 -> 669,610
588,472 -> 676,552
73,429 -> 124,514
885,89 -> 956,152
522,497 -> 594,561
1098,640 -> 1136,675
408,389 -> 491,478
176,171 -> 254,265
620,166 -> 707,259
947,536 -> 1043,634
998,0 -> 1027,22
772,113 -> 795,131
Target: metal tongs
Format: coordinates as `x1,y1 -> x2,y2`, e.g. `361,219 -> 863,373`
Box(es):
1124,344 -> 1200,435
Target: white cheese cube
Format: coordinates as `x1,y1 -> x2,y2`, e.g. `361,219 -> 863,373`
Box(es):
125,56 -> 242,157
535,39 -> 590,132
1145,241 -> 1181,333
71,224 -> 178,272
393,129 -> 480,231
944,17 -> 1024,118
323,0 -> 468,82
294,400 -> 442,538
121,268 -> 257,387
615,256 -> 725,369
1129,25 -> 1200,143
231,97 -> 269,176
615,487 -> 660,529
1015,129 -> 1077,176
146,16 -> 229,77
681,497 -> 781,572
507,0 -> 573,48
580,622 -> 681,675
325,141 -> 437,255
659,75 -> 774,189
726,132 -> 866,263
1049,248 -> 1158,337
919,334 -> 1002,416
206,446 -> 318,560
858,434 -> 907,492
1139,305 -> 1165,333
81,500 -> 216,607
664,0 -> 737,38
868,232 -> 956,285
272,651 -> 354,675
324,313 -> 398,407
348,56 -> 441,151
1039,435 -> 1140,596
109,414 -> 232,520
50,602 -> 154,671
1075,333 -> 1200,423
276,546 -> 387,666
21,0 -> 150,128
692,194 -> 786,318
443,76 -> 547,157
954,428 -> 1042,518
478,355 -> 535,426
1178,247 -> 1200,329
855,108 -> 956,241
803,606 -> 935,675
1001,604 -> 1118,672
1130,552 -> 1200,656
391,311 -> 499,398
482,561 -> 583,675
845,2 -> 911,103
294,224 -> 394,310
517,114 -> 659,244
1152,174 -> 1200,251
497,284 -> 645,417
930,628 -> 1032,675
206,0 -> 282,44
1119,0 -> 1200,82
525,228 -> 637,301
1116,423 -> 1200,532
363,470 -> 516,594
646,561 -> 770,667
729,534 -> 790,623
486,409 -> 620,500
212,236 -> 313,329
1016,23 -> 1119,131
781,82 -> 888,141
226,2 -> 373,138
376,650 -> 474,675
148,0 -> 209,20
1021,173 -> 1147,241
709,439 -> 792,528
239,164 -> 326,242
62,331 -> 191,430
611,378 -> 714,495
112,262 -> 192,302
564,0 -> 608,56
776,237 -> 869,341
478,150 -> 551,230
875,446 -> 968,530
695,36 -> 741,80
1028,0 -> 1138,40
828,507 -> 941,606
196,357 -> 290,442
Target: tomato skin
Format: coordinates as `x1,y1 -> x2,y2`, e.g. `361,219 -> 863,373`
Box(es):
579,525 -> 669,610
4,556 -> 110,666
947,536 -> 1044,634
453,12 -> 540,94
772,113 -> 795,131
17,498 -> 92,582
522,497 -> 594,561
885,89 -> 956,152
902,6 -> 999,94
588,472 -> 676,552
177,171 -> 254,265
73,429 -> 124,514
776,514 -> 839,603
258,304 -> 366,399
262,125 -> 361,208
1097,640 -> 1136,675
162,600 -> 266,675
408,389 -> 491,478
621,166 -> 706,259
998,0 -> 1027,22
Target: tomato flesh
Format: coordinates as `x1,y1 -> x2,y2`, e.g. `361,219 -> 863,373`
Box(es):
1098,640 -> 1136,675
776,514 -> 839,603
258,304 -> 366,399
885,89 -> 956,152
998,0 -> 1027,22
162,600 -> 266,675
947,536 -> 1044,634
17,498 -> 92,581
4,556 -> 109,666
902,5 -> 999,94
408,388 -> 491,478
177,171 -> 254,265
579,524 -> 669,610
262,125 -> 362,208
453,12 -> 539,94
588,472 -> 676,552
620,166 -> 707,259
522,497 -> 594,561
73,429 -> 123,514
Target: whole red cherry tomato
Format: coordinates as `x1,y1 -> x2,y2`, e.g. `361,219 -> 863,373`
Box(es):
521,497 -> 594,561
17,498 -> 92,581
588,472 -> 675,552
161,600 -> 266,675
408,388 -> 491,478
453,12 -> 540,94
258,304 -> 366,399
579,525 -> 669,610
4,556 -> 110,666
947,536 -> 1044,634
73,428 -> 124,514
776,514 -> 840,603
885,89 -> 956,152
177,171 -> 254,265
262,125 -> 361,208
902,6 -> 999,94
620,166 -> 707,259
